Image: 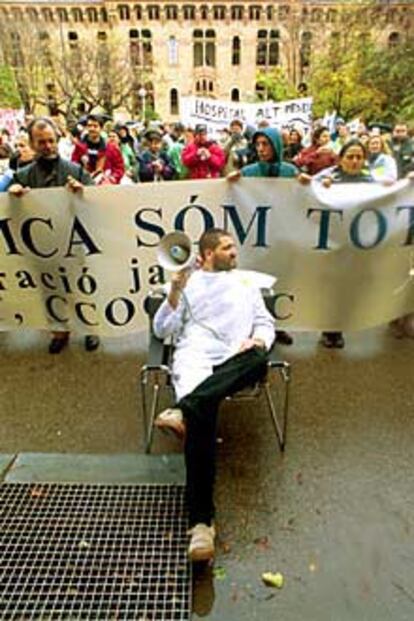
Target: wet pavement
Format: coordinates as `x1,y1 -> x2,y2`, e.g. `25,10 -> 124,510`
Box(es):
0,327 -> 413,621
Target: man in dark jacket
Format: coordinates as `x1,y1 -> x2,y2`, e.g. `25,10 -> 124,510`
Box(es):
387,122 -> 414,179
9,116 -> 99,354
72,114 -> 124,184
138,129 -> 175,182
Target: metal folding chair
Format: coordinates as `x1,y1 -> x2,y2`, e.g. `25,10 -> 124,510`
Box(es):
140,289 -> 292,454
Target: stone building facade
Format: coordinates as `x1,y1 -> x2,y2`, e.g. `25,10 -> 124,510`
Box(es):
0,0 -> 412,120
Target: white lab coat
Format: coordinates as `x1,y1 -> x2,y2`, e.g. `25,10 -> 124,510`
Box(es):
153,269 -> 275,400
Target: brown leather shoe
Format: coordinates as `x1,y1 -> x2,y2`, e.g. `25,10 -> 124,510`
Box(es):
188,524 -> 216,562
48,334 -> 69,354
275,330 -> 294,346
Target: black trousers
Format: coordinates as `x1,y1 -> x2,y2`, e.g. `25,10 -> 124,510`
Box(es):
177,347 -> 268,527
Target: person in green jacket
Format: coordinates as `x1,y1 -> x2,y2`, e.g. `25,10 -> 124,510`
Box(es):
168,124 -> 193,180
240,127 -> 298,178
108,129 -> 139,183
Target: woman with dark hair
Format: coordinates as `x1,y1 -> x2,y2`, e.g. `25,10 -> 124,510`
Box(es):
315,139 -> 373,348
294,126 -> 337,176
315,139 -> 373,187
284,127 -> 304,162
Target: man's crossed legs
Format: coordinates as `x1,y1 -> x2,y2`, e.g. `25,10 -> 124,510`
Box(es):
156,347 -> 268,561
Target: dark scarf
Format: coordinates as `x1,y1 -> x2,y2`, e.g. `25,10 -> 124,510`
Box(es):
82,135 -> 106,170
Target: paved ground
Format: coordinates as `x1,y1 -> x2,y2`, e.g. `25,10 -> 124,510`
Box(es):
0,327 -> 413,621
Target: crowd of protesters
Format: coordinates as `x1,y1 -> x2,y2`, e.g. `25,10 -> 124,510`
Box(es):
0,111 -> 413,350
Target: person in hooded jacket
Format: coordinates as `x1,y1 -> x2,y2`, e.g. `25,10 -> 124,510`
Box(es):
238,127 -> 298,179
227,127 -> 303,345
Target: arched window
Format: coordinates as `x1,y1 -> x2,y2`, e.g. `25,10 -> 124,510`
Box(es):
165,5 -> 178,20
170,88 -> 179,115
118,5 -> 130,20
213,5 -> 226,20
256,30 -> 279,66
278,5 -> 290,20
183,5 -> 195,20
41,8 -> 54,22
68,31 -> 80,59
147,5 -> 160,20
232,36 -> 241,65
231,88 -> 240,102
87,7 -> 98,23
27,7 -> 39,21
130,29 -> 140,66
300,31 -> 312,70
200,5 -> 209,20
231,6 -> 243,20
68,31 -> 79,48
72,8 -> 83,23
249,6 -> 261,20
266,6 -> 273,21
330,31 -> 341,52
10,30 -> 23,66
193,30 -> 203,67
100,8 -> 108,22
193,30 -> 216,67
311,8 -> 322,23
168,36 -> 178,65
255,82 -> 266,101
56,8 -> 68,22
386,9 -> 397,24
326,9 -> 337,23
205,30 -> 216,67
388,31 -> 400,47
11,8 -> 22,21
134,5 -> 142,20
142,30 -> 153,65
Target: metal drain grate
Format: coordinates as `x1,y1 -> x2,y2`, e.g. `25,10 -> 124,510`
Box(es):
0,483 -> 191,620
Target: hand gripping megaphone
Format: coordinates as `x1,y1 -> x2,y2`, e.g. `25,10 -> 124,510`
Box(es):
157,231 -> 194,271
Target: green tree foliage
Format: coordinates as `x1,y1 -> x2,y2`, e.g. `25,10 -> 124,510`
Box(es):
0,65 -> 22,109
361,39 -> 414,123
308,3 -> 414,124
255,67 -> 298,102
309,25 -> 386,121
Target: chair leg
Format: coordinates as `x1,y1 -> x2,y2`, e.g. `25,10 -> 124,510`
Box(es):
280,366 -> 291,452
140,367 -> 161,454
264,364 -> 291,452
140,368 -> 149,445
264,382 -> 284,451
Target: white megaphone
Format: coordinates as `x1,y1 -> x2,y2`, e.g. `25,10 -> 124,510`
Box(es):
157,231 -> 194,271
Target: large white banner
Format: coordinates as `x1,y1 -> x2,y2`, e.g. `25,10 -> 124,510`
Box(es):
0,178 -> 413,335
180,96 -> 313,135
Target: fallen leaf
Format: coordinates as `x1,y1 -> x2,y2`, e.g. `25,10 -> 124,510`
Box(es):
213,566 -> 227,580
262,572 -> 284,588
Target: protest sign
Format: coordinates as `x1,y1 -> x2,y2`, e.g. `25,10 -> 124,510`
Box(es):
0,178 -> 412,335
180,96 -> 313,135
0,108 -> 24,138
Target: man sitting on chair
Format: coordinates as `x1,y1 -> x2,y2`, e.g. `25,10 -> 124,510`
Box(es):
153,228 -> 275,562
